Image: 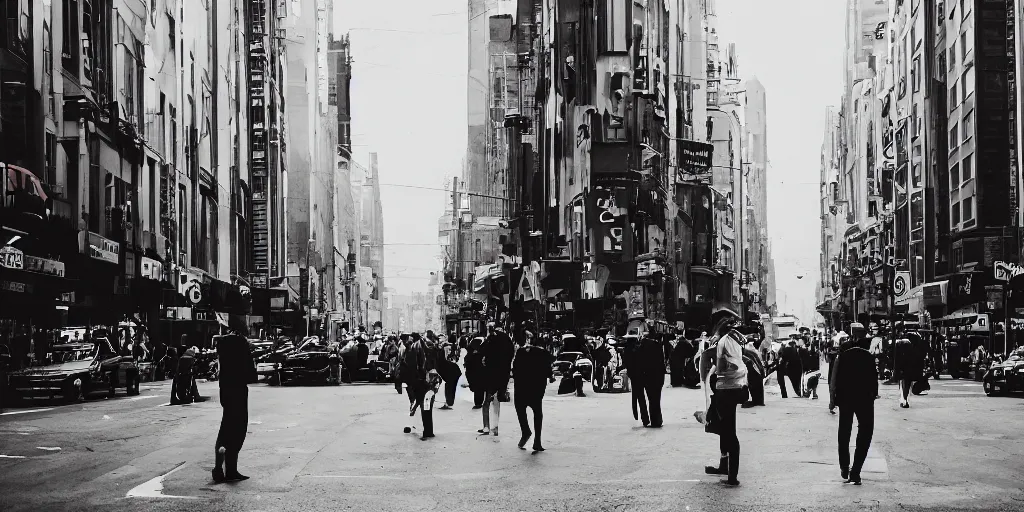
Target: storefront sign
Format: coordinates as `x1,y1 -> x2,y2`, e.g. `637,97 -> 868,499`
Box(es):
23,255 -> 65,277
163,307 -> 192,320
0,246 -> 24,270
82,231 -> 120,264
994,261 -> 1024,282
893,271 -> 911,304
178,269 -> 203,304
58,291 -> 76,304
678,139 -> 713,174
140,257 -> 163,281
0,280 -> 32,293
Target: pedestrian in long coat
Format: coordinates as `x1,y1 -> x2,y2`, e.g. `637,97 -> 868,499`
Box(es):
465,335 -> 487,408
479,327 -> 514,436
212,332 -> 257,483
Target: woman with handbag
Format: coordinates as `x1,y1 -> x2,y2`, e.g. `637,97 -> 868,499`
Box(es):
698,311 -> 748,486
479,326 -> 515,436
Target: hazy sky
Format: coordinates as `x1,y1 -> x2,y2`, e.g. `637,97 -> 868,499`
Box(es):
334,0 -> 847,322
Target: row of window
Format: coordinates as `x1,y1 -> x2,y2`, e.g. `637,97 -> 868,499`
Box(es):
949,153 -> 974,190
951,196 -> 975,227
949,68 -> 976,112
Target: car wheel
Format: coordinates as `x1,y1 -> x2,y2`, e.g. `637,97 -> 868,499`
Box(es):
64,378 -> 85,403
983,379 -> 999,397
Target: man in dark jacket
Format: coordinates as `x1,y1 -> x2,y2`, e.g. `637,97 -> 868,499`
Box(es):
627,331 -> 668,428
513,330 -> 553,451
212,332 -> 257,483
829,331 -> 878,485
465,335 -> 486,409
779,339 -> 803,398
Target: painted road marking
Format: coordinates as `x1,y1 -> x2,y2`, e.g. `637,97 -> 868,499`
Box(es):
126,395 -> 160,402
0,408 -> 55,417
306,475 -> 403,480
126,461 -> 201,499
0,454 -> 28,459
36,447 -> 61,451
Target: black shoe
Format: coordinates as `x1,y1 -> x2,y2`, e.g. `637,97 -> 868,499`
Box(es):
212,467 -> 225,483
532,445 -> 545,452
646,423 -> 663,428
741,402 -> 757,408
472,405 -> 483,410
841,468 -> 849,480
845,474 -> 861,485
420,433 -> 435,440
705,465 -> 728,475
518,432 -> 531,449
724,479 -> 740,486
224,472 -> 250,482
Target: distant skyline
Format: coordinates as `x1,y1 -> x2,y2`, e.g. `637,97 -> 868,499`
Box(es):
334,1 -> 467,295
332,0 -> 845,319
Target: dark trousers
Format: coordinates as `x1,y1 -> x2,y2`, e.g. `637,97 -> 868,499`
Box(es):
514,395 -> 543,446
170,374 -> 199,404
631,374 -> 664,426
785,369 -> 802,397
776,368 -> 789,398
746,372 -> 764,405
837,402 -> 874,477
444,377 -> 458,406
215,386 -> 249,473
473,389 -> 485,407
716,387 -> 746,480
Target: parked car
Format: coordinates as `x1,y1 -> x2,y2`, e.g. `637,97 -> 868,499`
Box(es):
277,338 -> 335,385
983,347 -> 1024,396
552,351 -> 593,382
257,340 -> 298,385
6,336 -> 140,403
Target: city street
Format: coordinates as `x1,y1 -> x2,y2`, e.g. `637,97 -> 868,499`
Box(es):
2,375 -> 1023,512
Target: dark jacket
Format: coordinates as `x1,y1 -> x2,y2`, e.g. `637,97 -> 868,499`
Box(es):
829,341 -> 878,408
632,336 -> 668,379
800,346 -> 820,373
513,345 -> 554,399
400,341 -> 426,383
483,332 -> 515,374
217,334 -> 257,387
780,344 -> 802,372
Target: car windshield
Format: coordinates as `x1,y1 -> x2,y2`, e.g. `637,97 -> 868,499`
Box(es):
52,346 -> 95,363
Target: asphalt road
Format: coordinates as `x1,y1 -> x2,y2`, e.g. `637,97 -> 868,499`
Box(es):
2,372 -> 1023,512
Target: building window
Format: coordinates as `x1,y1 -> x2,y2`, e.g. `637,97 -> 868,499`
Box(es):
148,158 -> 157,231
949,41 -> 955,72
949,122 -> 958,150
62,0 -> 80,75
952,200 -> 961,226
962,68 -> 974,99
963,196 -> 974,221
950,162 -> 960,189
949,80 -> 958,112
178,184 -> 188,262
45,133 -> 58,186
962,0 -> 971,18
962,110 -> 973,142
169,104 -> 177,166
912,57 -> 921,92
962,154 -> 973,182
961,30 -> 968,62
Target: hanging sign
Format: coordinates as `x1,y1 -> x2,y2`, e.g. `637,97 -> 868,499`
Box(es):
893,271 -> 911,304
0,246 -> 24,270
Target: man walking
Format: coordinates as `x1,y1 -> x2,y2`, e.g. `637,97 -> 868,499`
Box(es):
513,330 -> 553,451
829,328 -> 878,485
465,333 -> 487,409
779,339 -> 803,398
629,327 -> 668,428
212,332 -> 257,483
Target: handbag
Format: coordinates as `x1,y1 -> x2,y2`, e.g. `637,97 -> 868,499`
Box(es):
704,395 -> 723,435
